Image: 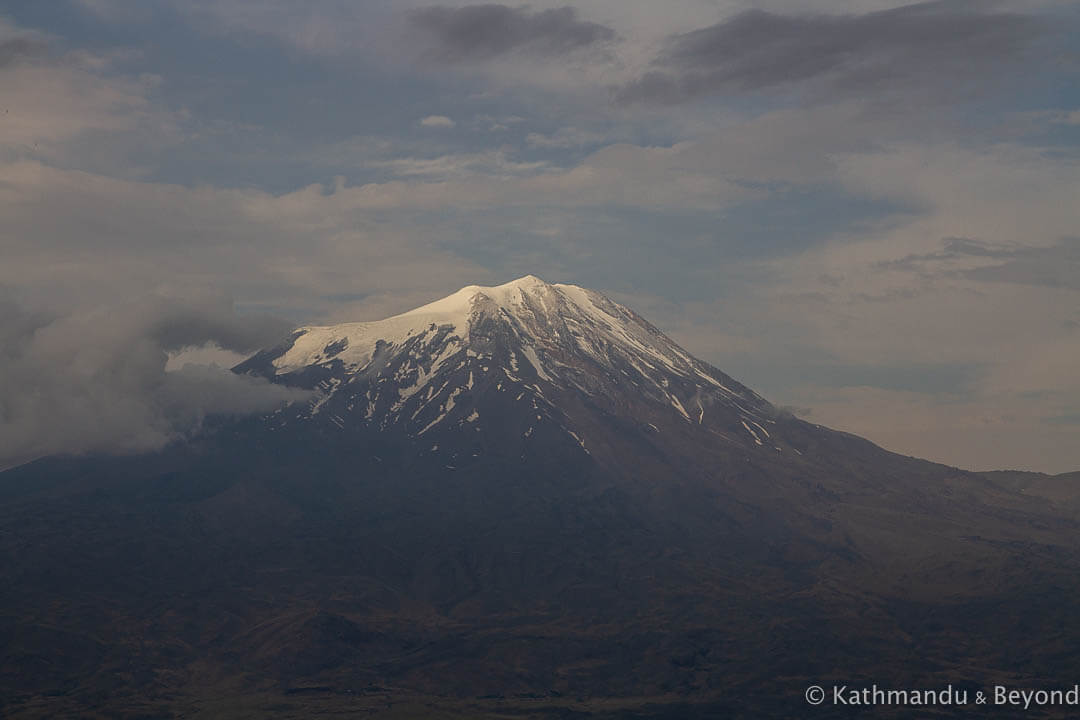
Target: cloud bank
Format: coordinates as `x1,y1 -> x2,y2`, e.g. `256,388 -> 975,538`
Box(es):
1,2 -> 1077,472
0,292 -> 306,468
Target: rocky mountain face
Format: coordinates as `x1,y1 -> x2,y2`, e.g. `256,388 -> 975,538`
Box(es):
3,276 -> 1080,719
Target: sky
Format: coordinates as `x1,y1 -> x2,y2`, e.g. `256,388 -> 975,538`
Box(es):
1,0 -> 1078,472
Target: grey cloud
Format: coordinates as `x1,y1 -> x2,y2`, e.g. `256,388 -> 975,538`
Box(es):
874,236 -> 1015,272
878,236 -> 1080,290
849,286 -> 922,304
408,4 -> 615,63
0,291 -> 306,469
0,19 -> 55,70
145,298 -> 295,353
964,237 -> 1080,289
778,405 -> 812,418
941,236 -> 1013,257
0,36 -> 48,68
617,1 -> 1042,104
1044,412 -> 1080,426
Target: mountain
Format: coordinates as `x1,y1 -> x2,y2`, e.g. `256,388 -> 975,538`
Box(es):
3,276 -> 1080,719
236,275 -> 784,468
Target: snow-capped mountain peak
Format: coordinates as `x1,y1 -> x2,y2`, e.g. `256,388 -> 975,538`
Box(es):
237,276 -> 778,452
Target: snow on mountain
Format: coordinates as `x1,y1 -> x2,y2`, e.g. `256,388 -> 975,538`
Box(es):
237,275 -> 780,450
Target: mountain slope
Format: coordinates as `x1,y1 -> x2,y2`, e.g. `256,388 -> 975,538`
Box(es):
3,276 -> 1080,719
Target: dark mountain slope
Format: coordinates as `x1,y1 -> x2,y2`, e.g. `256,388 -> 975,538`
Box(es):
2,276 -> 1079,719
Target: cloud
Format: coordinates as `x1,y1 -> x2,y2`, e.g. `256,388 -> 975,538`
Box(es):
962,237 -> 1080,290
873,236 -> 1080,290
0,19 -> 175,168
473,114 -> 525,132
0,160 -> 493,318
873,236 -> 1017,273
369,150 -> 547,178
525,127 -> 605,149
785,384 -> 1080,474
164,0 -> 382,56
1044,412 -> 1080,426
0,31 -> 49,68
408,4 -> 615,63
4,4 -> 1079,475
419,114 -> 456,128
617,1 -> 1044,104
0,291 -> 306,469
666,134 -> 1080,472
830,142 -> 1080,262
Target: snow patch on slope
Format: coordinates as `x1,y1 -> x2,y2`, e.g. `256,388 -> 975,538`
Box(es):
520,346 -> 551,381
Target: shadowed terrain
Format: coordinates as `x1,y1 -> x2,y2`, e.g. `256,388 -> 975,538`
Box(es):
2,278 -> 1079,718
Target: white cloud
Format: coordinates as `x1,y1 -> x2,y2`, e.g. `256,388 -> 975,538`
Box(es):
525,127 -> 605,149
371,150 -> 547,178
474,114 -> 526,132
0,292 -> 307,468
419,114 -> 456,128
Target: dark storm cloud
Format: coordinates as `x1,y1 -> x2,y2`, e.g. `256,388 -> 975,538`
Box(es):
0,291 -> 306,469
408,4 -> 615,63
617,1 -> 1042,104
